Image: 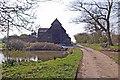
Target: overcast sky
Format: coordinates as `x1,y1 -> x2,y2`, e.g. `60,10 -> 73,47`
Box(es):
35,0 -> 85,42
0,0 -> 86,42
0,0 -> 119,42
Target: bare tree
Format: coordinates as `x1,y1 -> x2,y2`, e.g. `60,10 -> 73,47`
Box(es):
69,0 -> 116,46
0,0 -> 56,49
117,1 -> 120,35
0,0 -> 61,35
84,21 -> 104,34
0,0 -> 39,49
0,0 -> 38,32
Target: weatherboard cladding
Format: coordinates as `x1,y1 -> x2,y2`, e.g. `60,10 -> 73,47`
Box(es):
38,18 -> 71,45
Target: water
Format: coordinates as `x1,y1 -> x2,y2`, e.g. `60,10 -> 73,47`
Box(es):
0,51 -> 4,63
2,51 -> 69,62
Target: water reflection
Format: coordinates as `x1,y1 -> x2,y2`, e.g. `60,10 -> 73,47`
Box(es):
2,51 -> 69,62
0,51 -> 4,63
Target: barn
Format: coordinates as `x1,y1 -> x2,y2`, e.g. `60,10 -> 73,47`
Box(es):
38,18 -> 71,45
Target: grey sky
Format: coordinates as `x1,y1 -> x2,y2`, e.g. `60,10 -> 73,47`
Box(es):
0,0 -> 118,42
0,0 -> 85,42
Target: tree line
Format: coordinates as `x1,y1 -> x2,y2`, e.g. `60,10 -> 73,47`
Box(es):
74,32 -> 120,45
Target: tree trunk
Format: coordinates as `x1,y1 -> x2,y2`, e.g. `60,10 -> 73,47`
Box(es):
106,20 -> 113,46
107,31 -> 113,46
6,20 -> 10,50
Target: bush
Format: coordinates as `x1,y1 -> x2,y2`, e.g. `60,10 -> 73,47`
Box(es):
99,35 -> 107,43
28,42 -> 64,51
7,40 -> 64,51
75,32 -> 108,44
74,33 -> 90,43
8,39 -> 28,50
100,43 -> 108,48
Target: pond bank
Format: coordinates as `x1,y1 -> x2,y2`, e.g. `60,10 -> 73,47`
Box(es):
2,49 -> 72,62
0,51 -> 4,63
2,48 -> 82,79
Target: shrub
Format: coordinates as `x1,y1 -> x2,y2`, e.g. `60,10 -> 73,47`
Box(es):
7,39 -> 64,51
99,35 -> 107,43
8,39 -> 28,50
74,33 -> 90,43
28,42 -> 64,51
19,34 -> 28,38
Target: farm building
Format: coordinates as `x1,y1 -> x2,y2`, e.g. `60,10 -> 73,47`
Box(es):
38,18 -> 71,45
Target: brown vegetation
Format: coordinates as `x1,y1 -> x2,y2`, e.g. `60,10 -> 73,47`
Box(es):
7,39 -> 64,51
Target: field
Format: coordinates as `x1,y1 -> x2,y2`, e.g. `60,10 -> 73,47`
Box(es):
2,48 -> 82,79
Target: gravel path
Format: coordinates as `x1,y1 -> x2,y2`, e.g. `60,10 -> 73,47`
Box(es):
76,45 -> 118,78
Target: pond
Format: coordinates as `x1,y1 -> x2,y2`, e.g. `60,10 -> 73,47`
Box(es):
0,51 -> 4,63
1,50 -> 70,62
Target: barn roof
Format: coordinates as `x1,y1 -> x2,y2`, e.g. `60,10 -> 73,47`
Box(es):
38,28 -> 48,32
51,18 -> 61,26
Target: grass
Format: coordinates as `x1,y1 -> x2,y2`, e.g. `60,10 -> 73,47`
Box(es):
79,43 -> 120,64
2,48 -> 82,79
80,43 -> 102,51
0,43 -> 5,50
0,64 -> 2,79
0,43 -> 3,50
109,44 -> 120,50
80,43 -> 120,51
103,52 -> 120,64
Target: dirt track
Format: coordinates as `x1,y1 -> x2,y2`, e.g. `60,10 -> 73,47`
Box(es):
76,45 -> 118,78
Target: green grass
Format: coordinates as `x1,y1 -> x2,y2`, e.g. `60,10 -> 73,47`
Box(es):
80,43 -> 102,51
80,43 -> 120,51
0,43 -> 5,50
0,43 -> 3,50
2,48 -> 82,79
101,51 -> 119,64
109,44 -> 120,50
0,64 -> 2,79
80,43 -> 119,64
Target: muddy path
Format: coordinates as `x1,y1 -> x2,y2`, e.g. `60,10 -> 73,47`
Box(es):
76,45 -> 118,79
